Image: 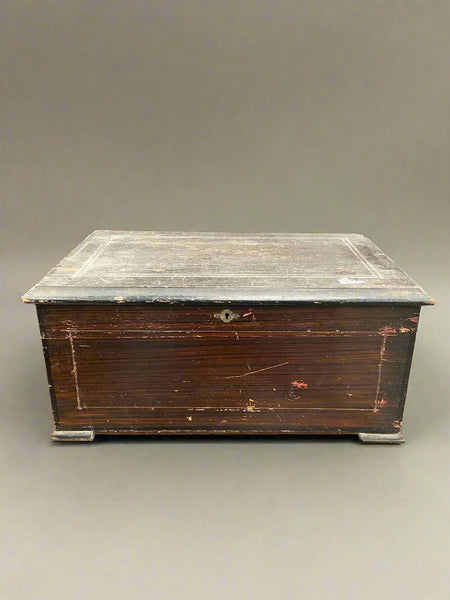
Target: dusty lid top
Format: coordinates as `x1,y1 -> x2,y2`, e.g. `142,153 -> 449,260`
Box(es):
22,230 -> 433,305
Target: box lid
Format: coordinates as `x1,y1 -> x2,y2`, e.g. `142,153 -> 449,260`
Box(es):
22,231 -> 434,305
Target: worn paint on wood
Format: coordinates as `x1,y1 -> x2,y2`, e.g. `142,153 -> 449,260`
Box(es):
37,303 -> 420,437
23,231 -> 433,441
22,231 -> 433,304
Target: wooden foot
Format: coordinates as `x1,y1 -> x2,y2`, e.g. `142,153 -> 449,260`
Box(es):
51,429 -> 95,442
358,431 -> 405,444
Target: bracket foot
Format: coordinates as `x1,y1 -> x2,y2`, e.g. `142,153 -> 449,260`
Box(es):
51,429 -> 95,442
358,431 -> 405,444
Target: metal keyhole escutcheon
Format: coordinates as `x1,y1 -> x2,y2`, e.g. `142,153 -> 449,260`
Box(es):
214,309 -> 240,323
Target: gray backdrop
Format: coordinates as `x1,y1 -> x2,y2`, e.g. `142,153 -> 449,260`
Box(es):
1,2 -> 449,599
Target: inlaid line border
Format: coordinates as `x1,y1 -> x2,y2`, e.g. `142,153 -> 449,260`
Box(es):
70,235 -> 382,280
66,328 -> 390,414
343,237 -> 383,278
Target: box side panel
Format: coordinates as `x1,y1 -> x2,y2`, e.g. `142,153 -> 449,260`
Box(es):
394,307 -> 421,426
36,306 -> 60,427
40,304 -> 420,435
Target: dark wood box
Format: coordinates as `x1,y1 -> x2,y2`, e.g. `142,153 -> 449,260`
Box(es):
22,231 -> 433,443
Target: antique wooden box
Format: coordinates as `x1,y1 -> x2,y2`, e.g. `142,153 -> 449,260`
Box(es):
22,231 -> 433,443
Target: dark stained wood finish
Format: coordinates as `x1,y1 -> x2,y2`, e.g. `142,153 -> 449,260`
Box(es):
37,303 -> 420,436
22,231 -> 434,304
24,231 -> 432,441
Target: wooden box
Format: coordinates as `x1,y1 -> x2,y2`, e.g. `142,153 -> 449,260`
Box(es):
22,231 -> 433,443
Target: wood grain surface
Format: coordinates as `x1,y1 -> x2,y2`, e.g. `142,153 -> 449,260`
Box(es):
38,303 -> 420,436
23,231 -> 433,304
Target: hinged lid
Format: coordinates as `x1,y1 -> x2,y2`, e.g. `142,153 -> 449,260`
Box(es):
22,231 -> 434,305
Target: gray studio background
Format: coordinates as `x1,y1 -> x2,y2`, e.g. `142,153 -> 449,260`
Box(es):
1,2 -> 449,599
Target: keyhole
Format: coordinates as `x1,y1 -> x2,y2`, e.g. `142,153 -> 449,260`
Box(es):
214,309 -> 240,323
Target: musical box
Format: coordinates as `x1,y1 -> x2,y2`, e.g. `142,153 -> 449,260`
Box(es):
22,231 -> 433,443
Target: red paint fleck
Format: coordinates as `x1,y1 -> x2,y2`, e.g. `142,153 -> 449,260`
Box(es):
408,316 -> 419,323
292,380 -> 308,389
380,326 -> 397,334
374,398 -> 388,412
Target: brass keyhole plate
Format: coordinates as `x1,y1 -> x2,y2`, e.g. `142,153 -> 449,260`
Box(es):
214,309 -> 240,323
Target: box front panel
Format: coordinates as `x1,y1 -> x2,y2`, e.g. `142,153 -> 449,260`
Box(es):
39,304 -> 419,435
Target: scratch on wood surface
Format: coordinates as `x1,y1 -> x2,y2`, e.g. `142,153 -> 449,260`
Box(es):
379,325 -> 397,335
338,277 -> 364,285
224,361 -> 289,379
374,333 -> 387,413
374,398 -> 388,411
245,399 -> 259,412
68,330 -> 82,410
